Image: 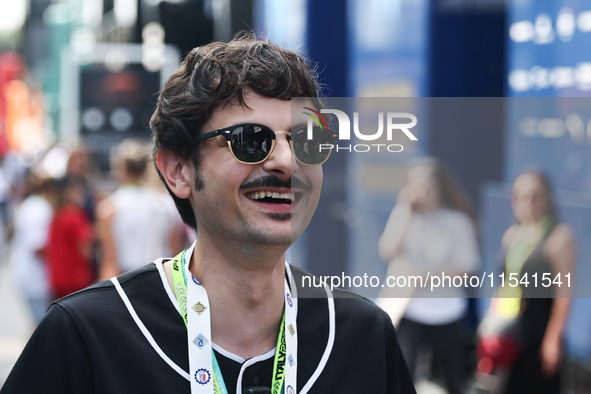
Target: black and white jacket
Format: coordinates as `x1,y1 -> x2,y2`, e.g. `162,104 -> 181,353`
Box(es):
1,261 -> 415,394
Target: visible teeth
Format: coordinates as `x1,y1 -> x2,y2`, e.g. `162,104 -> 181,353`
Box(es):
246,191 -> 296,201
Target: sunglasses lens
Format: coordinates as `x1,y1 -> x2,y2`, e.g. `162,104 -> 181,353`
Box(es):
291,125 -> 334,165
229,125 -> 274,163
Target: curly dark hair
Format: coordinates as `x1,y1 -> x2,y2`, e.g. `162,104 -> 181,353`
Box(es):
150,34 -> 323,230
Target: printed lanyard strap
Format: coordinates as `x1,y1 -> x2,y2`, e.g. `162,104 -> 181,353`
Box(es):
171,250 -> 298,394
496,216 -> 554,318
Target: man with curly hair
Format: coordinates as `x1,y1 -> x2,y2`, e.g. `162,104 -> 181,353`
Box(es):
1,36 -> 414,394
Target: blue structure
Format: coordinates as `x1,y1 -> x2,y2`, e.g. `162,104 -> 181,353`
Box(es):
484,0 -> 591,363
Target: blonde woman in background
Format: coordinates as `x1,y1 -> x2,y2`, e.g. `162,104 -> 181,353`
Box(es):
96,139 -> 185,281
497,171 -> 574,394
379,157 -> 480,394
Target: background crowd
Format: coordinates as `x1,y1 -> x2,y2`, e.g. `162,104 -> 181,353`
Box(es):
3,140 -> 190,325
1,0 -> 591,393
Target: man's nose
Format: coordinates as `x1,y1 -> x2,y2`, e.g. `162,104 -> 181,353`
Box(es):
262,132 -> 298,177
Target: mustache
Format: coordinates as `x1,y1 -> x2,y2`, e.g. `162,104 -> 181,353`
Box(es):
240,175 -> 312,191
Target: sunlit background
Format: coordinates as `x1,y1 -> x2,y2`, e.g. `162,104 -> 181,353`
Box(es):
0,0 -> 590,392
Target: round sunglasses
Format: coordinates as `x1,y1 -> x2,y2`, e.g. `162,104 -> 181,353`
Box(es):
193,123 -> 338,166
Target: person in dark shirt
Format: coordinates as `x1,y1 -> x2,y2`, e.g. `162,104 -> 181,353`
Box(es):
1,35 -> 415,394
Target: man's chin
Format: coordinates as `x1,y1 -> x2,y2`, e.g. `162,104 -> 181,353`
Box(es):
258,211 -> 311,246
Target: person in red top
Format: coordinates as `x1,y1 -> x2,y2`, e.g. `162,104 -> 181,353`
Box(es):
46,176 -> 94,300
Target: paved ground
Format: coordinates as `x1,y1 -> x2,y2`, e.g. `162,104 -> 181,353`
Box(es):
0,256 -> 34,388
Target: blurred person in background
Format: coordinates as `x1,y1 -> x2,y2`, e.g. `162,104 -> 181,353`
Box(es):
9,168 -> 55,323
378,157 -> 480,394
66,145 -> 97,222
46,176 -> 94,300
96,139 -> 183,280
496,171 -> 575,394
66,145 -> 99,277
0,136 -> 25,261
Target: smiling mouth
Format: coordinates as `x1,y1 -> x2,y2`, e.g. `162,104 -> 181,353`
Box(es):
245,191 -> 296,204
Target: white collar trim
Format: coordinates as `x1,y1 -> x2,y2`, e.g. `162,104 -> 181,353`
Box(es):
140,248 -> 335,393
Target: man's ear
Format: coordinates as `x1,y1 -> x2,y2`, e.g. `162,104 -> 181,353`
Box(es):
155,150 -> 193,199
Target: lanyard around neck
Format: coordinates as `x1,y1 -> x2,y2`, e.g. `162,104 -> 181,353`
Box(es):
170,248 -> 297,394
496,216 -> 554,317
